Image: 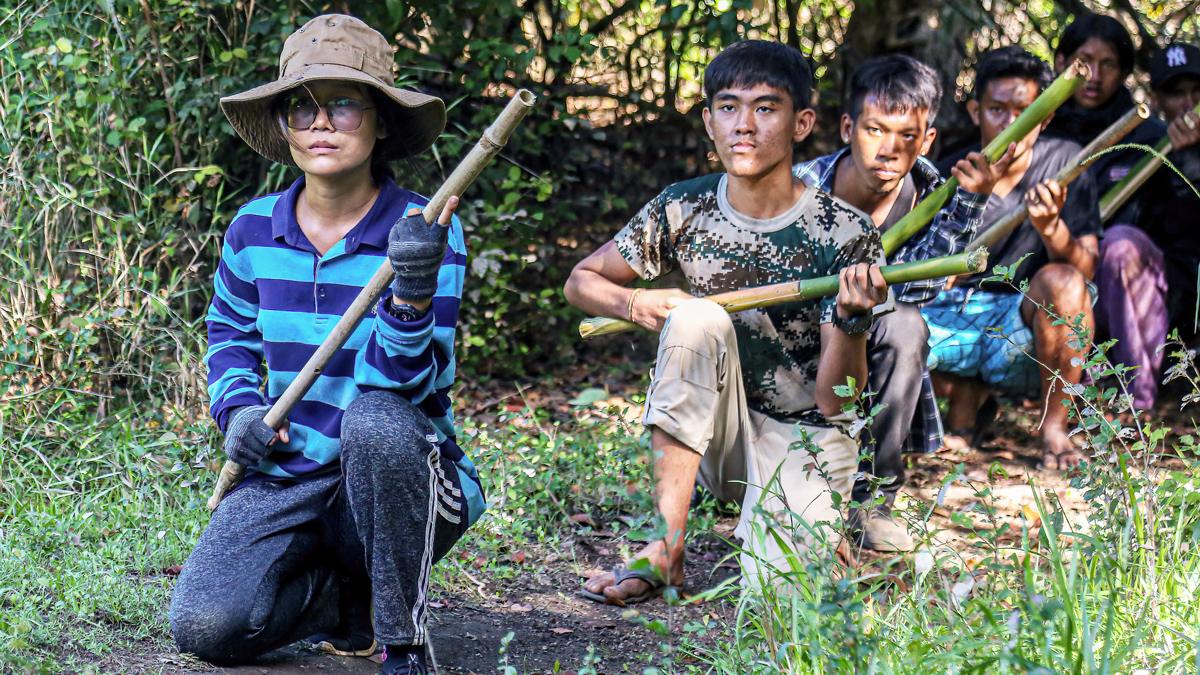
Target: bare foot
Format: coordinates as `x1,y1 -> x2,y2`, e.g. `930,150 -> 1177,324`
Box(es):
940,433 -> 972,453
581,540 -> 684,606
1041,429 -> 1084,470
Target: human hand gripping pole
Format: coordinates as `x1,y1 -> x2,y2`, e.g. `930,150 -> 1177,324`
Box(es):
968,103 -> 1150,251
1098,100 -> 1200,223
878,60 -> 1090,256
207,89 -> 537,511
578,249 -> 991,339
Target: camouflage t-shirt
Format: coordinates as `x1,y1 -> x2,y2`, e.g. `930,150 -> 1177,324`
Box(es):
615,173 -> 885,420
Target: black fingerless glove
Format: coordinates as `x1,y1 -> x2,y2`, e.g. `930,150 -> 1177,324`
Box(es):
387,213 -> 448,303
223,405 -> 276,467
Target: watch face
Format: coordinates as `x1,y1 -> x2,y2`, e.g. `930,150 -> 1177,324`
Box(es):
836,312 -> 872,334
389,302 -> 422,322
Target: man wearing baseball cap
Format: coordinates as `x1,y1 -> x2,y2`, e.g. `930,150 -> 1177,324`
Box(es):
1097,41 -> 1200,411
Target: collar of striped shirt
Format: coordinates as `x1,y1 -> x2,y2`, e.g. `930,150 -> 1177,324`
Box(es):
270,176 -> 404,255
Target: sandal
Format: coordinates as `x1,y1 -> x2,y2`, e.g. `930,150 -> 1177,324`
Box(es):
578,564 -> 669,606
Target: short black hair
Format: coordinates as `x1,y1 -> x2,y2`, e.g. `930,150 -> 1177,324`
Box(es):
1056,12 -> 1135,75
846,54 -> 943,125
972,46 -> 1054,101
704,40 -> 812,112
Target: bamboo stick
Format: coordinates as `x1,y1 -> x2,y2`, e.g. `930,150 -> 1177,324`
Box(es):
880,60 -> 1090,255
1099,100 -> 1200,222
578,248 -> 989,339
208,89 -> 537,511
969,104 -> 1150,252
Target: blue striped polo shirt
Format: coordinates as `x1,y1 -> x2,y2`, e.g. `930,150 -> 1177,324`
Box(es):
204,177 -> 485,526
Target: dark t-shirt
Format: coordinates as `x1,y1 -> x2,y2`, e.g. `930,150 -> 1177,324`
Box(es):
1136,144 -> 1200,317
937,136 -> 1101,291
1045,88 -> 1167,226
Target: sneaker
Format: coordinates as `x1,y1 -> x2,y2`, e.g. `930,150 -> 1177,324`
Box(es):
380,645 -> 429,674
309,630 -> 377,657
850,506 -> 913,553
307,576 -> 376,657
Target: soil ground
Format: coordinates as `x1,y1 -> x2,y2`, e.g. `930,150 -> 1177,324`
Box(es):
86,379 -> 1193,674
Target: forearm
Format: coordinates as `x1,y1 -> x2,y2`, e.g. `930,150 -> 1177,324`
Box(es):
564,268 -> 637,320
815,323 -> 869,417
1042,222 -> 1097,278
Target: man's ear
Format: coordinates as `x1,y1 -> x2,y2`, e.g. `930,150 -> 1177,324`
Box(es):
920,125 -> 938,156
702,105 -> 715,141
839,114 -> 854,145
1053,52 -> 1067,74
967,99 -> 980,126
793,108 -> 817,143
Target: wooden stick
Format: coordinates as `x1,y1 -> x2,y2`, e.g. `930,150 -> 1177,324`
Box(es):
969,103 -> 1150,252
879,60 -> 1090,256
207,89 -> 537,511
1099,100 -> 1200,222
578,248 -> 989,339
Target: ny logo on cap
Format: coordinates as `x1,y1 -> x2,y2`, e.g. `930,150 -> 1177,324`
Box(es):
1168,46 -> 1188,68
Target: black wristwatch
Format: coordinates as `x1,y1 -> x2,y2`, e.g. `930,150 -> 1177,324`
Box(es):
832,309 -> 873,335
386,298 -> 429,322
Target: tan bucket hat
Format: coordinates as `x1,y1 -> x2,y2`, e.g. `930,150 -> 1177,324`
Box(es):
220,14 -> 445,165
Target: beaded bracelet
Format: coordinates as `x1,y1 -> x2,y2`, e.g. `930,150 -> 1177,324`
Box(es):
626,288 -> 644,322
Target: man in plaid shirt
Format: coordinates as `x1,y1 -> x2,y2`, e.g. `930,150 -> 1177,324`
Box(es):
794,55 -> 1011,551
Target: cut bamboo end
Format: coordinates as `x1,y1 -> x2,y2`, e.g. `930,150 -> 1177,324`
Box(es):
965,246 -> 989,272
1068,59 -> 1091,81
579,316 -> 634,339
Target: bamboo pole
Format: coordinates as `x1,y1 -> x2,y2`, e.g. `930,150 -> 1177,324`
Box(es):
1099,100 -> 1200,222
207,89 -> 537,511
578,248 -> 989,339
969,103 -> 1150,252
880,60 -> 1090,255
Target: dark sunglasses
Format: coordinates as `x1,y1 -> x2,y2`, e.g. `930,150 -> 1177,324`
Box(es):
281,94 -> 374,132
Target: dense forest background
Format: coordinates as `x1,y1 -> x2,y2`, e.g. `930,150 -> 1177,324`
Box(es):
3,0 -> 1199,419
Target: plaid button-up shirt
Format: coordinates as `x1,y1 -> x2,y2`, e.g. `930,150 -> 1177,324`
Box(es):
794,148 -> 988,454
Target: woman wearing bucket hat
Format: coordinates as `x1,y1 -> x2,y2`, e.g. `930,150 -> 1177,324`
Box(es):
168,15 -> 484,674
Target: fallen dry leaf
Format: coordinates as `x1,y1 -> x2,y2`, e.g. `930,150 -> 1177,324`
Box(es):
569,513 -> 598,528
509,602 -> 533,613
550,627 -> 574,635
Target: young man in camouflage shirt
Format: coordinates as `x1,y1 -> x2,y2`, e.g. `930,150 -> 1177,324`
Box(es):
793,55 -> 1011,552
565,40 -> 889,604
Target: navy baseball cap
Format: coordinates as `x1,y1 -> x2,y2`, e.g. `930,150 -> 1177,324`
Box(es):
1151,43 -> 1200,90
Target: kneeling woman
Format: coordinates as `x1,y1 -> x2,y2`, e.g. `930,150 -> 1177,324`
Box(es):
169,15 -> 484,675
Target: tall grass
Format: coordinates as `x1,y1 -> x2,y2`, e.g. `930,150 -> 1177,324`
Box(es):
0,2 -> 267,422
686,297 -> 1200,672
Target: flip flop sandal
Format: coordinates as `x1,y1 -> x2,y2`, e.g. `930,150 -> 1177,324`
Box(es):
578,564 -> 669,606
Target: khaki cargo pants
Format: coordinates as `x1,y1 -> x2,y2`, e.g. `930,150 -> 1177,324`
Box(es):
643,299 -> 858,587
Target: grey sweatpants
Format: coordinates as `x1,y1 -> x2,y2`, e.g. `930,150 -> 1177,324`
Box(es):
858,303 -> 930,505
169,391 -> 467,665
